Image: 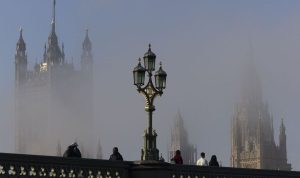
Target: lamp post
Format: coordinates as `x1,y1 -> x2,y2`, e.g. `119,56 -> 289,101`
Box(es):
133,44 -> 167,161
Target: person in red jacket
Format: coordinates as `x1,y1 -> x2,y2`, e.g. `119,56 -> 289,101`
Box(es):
171,150 -> 183,164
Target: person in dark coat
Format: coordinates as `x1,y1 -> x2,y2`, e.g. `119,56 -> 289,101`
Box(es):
109,147 -> 123,161
63,142 -> 82,158
209,155 -> 219,167
171,150 -> 183,164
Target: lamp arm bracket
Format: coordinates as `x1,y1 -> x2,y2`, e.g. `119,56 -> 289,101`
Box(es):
137,77 -> 163,111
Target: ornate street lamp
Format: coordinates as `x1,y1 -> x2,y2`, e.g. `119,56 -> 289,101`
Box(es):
133,44 -> 167,161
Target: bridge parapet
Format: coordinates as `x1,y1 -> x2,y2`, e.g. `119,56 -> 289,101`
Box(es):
0,153 -> 129,178
131,161 -> 300,178
0,153 -> 299,178
168,164 -> 299,178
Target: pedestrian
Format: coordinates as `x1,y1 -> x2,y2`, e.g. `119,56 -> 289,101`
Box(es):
109,147 -> 123,161
209,155 -> 219,167
171,150 -> 183,164
63,142 -> 82,158
196,152 -> 208,166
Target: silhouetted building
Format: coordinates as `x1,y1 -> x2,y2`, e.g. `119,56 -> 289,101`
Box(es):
168,111 -> 197,164
15,0 -> 98,158
231,44 -> 291,170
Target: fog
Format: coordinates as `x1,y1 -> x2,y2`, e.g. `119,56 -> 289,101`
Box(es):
0,0 -> 300,170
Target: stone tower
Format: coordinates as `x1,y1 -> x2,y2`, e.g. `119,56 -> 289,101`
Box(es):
15,28 -> 27,87
168,111 -> 197,164
230,42 -> 291,170
14,0 -> 97,158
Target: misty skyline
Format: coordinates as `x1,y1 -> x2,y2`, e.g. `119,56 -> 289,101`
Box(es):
1,0 -> 300,170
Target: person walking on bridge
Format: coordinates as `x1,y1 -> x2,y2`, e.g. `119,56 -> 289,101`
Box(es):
196,152 -> 208,166
109,147 -> 123,161
209,155 -> 219,167
171,150 -> 183,164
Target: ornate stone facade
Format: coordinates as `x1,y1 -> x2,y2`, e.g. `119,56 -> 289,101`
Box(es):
231,57 -> 291,170
14,0 -> 98,158
168,111 -> 197,164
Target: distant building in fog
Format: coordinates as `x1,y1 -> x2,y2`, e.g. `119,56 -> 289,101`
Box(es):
168,111 -> 197,164
97,138 -> 103,159
231,45 -> 291,170
14,0 -> 98,158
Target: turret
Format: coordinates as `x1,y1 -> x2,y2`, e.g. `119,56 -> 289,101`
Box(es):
230,117 -> 235,167
81,29 -> 93,72
15,28 -> 27,85
279,118 -> 287,159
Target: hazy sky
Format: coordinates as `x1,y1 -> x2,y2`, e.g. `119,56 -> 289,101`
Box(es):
1,0 -> 300,170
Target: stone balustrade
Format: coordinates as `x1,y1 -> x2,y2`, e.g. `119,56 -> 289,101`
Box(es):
0,153 -> 299,178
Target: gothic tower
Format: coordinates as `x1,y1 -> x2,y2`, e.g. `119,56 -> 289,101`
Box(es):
15,28 -> 27,153
230,40 -> 291,170
168,111 -> 197,164
15,28 -> 27,86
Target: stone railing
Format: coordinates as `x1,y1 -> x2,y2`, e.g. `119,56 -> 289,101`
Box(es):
168,164 -> 300,178
0,153 -> 300,178
131,161 -> 300,178
0,153 -> 129,178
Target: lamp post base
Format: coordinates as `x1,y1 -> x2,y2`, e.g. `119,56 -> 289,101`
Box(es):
141,129 -> 159,161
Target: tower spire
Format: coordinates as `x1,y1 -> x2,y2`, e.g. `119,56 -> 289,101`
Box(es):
47,0 -> 63,66
52,0 -> 56,32
81,29 -> 93,72
17,27 -> 26,52
20,27 -> 23,39
83,28 -> 92,52
280,118 -> 286,135
279,118 -> 287,162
